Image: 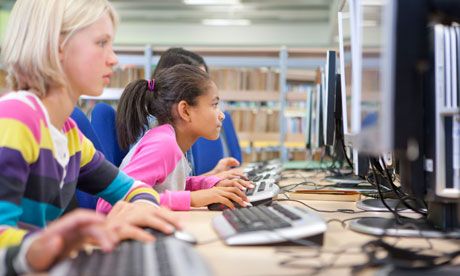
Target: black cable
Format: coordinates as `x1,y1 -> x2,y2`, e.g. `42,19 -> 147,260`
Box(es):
368,156 -> 427,216
340,135 -> 354,170
379,156 -> 428,215
370,160 -> 404,223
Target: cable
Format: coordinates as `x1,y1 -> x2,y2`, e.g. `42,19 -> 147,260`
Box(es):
340,135 -> 354,170
370,160 -> 404,223
379,156 -> 428,215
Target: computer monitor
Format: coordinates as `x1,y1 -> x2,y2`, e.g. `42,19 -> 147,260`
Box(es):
323,51 -> 337,146
350,0 -> 460,237
338,5 -> 369,178
313,70 -> 325,149
305,87 -> 313,149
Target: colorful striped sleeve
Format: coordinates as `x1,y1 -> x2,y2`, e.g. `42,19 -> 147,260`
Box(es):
76,132 -> 159,207
0,97 -> 41,248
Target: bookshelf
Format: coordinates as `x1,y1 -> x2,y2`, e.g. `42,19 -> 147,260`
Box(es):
78,46 -> 328,162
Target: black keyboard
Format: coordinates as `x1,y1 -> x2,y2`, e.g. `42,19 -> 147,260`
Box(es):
212,204 -> 327,245
50,237 -> 211,276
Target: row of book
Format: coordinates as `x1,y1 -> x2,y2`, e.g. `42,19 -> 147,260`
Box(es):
108,66 -> 145,88
210,67 -> 280,91
105,66 -> 281,92
227,108 -> 280,133
242,148 -> 306,163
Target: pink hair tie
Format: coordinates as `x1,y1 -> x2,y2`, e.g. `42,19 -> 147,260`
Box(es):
147,79 -> 155,92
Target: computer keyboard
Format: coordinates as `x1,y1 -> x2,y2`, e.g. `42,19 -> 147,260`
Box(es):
50,237 -> 212,276
244,160 -> 282,204
212,203 -> 327,246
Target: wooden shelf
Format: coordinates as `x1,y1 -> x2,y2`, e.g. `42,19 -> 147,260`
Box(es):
238,131 -> 279,142
286,133 -> 305,143
285,109 -> 307,117
287,69 -> 316,82
220,90 -> 280,102
225,106 -> 280,112
286,92 -> 308,101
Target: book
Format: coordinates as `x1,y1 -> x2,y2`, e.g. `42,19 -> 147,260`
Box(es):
279,189 -> 361,202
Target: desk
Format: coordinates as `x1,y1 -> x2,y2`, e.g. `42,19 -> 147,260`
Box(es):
181,170 -> 460,276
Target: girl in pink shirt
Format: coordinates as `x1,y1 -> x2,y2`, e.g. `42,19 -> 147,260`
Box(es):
97,64 -> 251,212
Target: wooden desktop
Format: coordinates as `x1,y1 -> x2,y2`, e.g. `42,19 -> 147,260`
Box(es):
181,170 -> 460,276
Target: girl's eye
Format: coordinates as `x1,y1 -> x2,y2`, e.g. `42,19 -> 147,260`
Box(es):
98,40 -> 108,47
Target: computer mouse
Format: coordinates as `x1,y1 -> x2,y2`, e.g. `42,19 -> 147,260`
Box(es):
143,228 -> 197,245
173,230 -> 197,245
207,201 -> 245,211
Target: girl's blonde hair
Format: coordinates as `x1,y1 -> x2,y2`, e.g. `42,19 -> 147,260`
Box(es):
1,0 -> 119,97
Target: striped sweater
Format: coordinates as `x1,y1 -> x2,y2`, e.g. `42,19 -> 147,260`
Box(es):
0,91 -> 159,248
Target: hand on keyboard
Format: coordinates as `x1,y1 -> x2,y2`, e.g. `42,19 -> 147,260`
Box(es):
215,178 -> 254,191
106,202 -> 181,242
207,200 -> 253,211
191,187 -> 251,209
143,228 -> 198,245
213,168 -> 249,181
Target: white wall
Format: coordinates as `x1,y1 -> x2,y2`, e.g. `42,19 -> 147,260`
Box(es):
114,22 -> 332,47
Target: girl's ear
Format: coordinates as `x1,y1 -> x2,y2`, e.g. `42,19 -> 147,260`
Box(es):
177,100 -> 192,122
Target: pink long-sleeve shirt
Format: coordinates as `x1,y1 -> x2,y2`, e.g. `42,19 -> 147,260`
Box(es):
97,124 -> 221,212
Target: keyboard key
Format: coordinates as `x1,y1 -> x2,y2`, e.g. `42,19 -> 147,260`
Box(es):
257,182 -> 266,192
272,204 -> 302,221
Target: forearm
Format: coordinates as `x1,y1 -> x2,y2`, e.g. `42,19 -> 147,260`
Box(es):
159,191 -> 191,211
185,176 -> 221,191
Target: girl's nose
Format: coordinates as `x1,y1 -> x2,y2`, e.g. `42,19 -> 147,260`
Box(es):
219,110 -> 225,121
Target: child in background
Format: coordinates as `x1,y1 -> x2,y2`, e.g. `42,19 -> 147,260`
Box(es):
97,64 -> 252,212
0,0 -> 181,273
149,48 -> 247,180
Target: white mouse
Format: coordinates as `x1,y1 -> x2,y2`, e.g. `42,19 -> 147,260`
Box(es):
173,230 -> 197,245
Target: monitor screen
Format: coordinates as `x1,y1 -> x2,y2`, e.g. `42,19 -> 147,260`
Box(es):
353,0 -> 393,155
324,51 -> 337,146
338,3 -> 369,176
338,10 -> 353,140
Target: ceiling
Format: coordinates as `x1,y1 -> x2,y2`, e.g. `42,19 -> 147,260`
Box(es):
110,0 -> 334,24
0,0 -> 340,47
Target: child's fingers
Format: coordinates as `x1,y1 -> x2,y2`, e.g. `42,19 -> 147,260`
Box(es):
222,157 -> 240,167
46,209 -> 106,236
142,214 -> 177,234
82,224 -> 118,252
222,191 -> 248,208
116,224 -> 155,242
226,186 -> 248,201
237,179 -> 254,189
218,197 -> 235,209
151,207 -> 183,230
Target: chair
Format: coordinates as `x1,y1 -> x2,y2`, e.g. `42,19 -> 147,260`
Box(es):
70,107 -> 102,209
191,111 -> 242,175
221,111 -> 242,163
191,137 -> 224,176
91,103 -> 128,167
70,107 -> 104,153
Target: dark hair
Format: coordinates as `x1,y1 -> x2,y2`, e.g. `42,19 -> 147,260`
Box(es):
117,64 -> 212,149
152,48 -> 209,78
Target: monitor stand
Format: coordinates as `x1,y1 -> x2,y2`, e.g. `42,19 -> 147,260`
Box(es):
325,173 -> 363,184
349,216 -> 460,238
356,198 -> 408,212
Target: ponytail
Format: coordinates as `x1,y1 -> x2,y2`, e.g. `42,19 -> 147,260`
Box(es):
116,79 -> 155,149
117,64 -> 211,149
